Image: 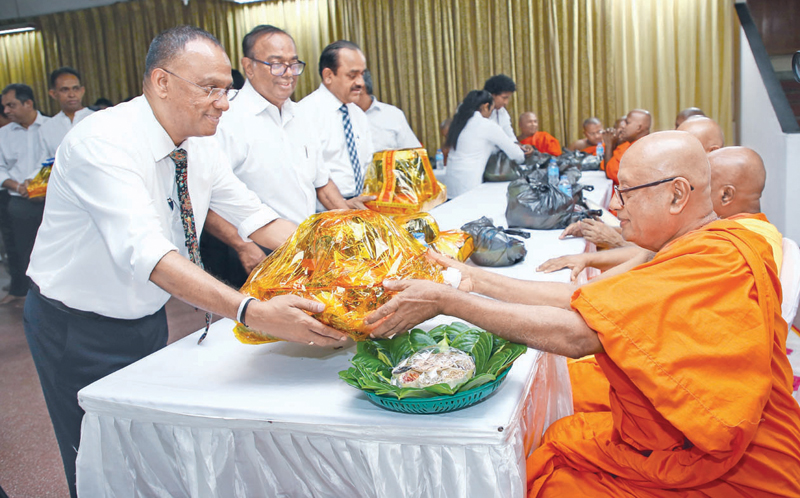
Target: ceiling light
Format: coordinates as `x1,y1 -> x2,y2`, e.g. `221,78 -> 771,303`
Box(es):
0,24 -> 36,36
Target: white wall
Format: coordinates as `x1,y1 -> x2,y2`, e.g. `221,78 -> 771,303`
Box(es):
738,25 -> 799,242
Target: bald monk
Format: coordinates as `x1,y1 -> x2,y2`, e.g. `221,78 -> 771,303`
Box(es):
568,117 -> 603,154
677,115 -> 724,152
365,131 -> 800,497
603,109 -> 650,185
675,106 -> 705,128
518,112 -> 562,156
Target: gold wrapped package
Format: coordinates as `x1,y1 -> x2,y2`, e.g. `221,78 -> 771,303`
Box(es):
26,158 -> 54,198
393,212 -> 474,263
234,210 -> 445,344
363,148 -> 447,215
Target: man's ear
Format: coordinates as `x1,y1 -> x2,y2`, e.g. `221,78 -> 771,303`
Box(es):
669,177 -> 693,214
48,89 -> 57,101
720,185 -> 735,206
242,57 -> 255,81
322,67 -> 334,85
149,69 -> 170,99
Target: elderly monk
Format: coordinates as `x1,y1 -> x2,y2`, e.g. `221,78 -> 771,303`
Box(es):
365,131 -> 800,497
518,111 -> 562,156
568,117 -> 603,154
603,109 -> 650,185
677,115 -> 724,152
675,106 -> 705,128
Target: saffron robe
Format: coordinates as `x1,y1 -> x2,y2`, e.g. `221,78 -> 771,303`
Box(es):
520,131 -> 562,156
602,140 -> 630,185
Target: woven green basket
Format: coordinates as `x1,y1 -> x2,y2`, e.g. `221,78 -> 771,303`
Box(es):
363,369 -> 510,414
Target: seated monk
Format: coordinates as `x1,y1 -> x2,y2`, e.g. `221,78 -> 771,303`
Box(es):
518,112 -> 562,156
603,109 -> 650,185
365,131 -> 800,497
677,115 -> 724,152
568,117 -> 603,154
675,106 -> 705,128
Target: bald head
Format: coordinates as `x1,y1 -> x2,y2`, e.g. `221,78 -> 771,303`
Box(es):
677,116 -> 724,153
612,131 -> 715,251
707,146 -> 765,219
618,109 -> 651,143
675,107 -> 705,128
518,111 -> 538,138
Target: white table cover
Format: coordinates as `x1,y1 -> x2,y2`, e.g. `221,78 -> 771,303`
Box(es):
76,175 -> 612,498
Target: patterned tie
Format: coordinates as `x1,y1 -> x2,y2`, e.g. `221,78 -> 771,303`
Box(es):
339,104 -> 363,195
169,148 -> 211,344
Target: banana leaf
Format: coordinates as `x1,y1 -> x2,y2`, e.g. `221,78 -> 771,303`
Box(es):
338,322 -> 527,399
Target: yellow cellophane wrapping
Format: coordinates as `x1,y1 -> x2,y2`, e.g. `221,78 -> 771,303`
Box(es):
363,148 -> 447,215
26,162 -> 53,198
233,209 -> 444,344
393,212 -> 440,244
431,230 -> 474,262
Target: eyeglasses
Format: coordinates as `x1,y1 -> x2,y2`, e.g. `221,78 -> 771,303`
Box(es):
249,58 -> 306,77
161,68 -> 239,102
613,176 -> 694,206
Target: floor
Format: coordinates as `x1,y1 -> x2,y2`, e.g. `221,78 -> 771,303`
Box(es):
0,263 -> 210,497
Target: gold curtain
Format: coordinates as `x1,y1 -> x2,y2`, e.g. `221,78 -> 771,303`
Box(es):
0,30 -> 49,114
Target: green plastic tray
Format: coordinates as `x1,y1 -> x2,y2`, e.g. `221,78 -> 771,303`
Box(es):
363,369 -> 510,414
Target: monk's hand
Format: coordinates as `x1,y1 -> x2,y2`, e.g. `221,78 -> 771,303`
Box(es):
246,295 -> 349,347
601,127 -> 617,146
346,195 -> 377,210
559,221 -> 584,239
537,254 -> 587,282
426,249 -> 475,293
364,279 -> 448,339
521,144 -> 535,157
236,241 -> 267,273
580,219 -> 626,249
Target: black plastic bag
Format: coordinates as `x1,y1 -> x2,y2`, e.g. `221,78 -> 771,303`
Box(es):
460,216 -> 527,267
483,151 -> 522,182
581,154 -> 602,171
506,179 -> 576,230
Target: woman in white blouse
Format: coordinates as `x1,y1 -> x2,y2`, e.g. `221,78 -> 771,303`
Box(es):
444,90 -> 526,198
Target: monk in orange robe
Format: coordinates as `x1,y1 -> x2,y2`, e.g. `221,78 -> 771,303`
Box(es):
366,131 -> 800,497
602,109 -> 650,185
518,112 -> 562,156
568,117 -> 603,154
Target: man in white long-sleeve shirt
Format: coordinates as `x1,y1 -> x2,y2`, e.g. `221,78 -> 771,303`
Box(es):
355,69 -> 421,151
0,84 -> 49,304
38,67 -> 94,162
296,40 -> 374,200
484,74 -> 517,139
23,26 -> 347,498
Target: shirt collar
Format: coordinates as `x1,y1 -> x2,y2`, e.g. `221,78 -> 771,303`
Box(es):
317,83 -> 347,111
8,111 -> 46,132
138,95 -> 183,163
366,96 -> 382,113
237,80 -> 296,124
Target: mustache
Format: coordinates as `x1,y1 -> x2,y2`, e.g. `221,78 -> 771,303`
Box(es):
350,84 -> 362,92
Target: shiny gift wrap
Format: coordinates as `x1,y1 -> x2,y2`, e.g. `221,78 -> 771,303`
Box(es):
393,212 -> 474,263
363,148 -> 447,215
234,210 -> 445,343
26,158 -> 54,198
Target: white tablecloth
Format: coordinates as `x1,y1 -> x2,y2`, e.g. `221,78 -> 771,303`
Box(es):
76,175 -> 612,498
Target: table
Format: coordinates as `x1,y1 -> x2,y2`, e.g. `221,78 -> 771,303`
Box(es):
76,176 -> 612,498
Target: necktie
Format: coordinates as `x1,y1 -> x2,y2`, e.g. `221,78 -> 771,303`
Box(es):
169,148 -> 211,343
339,104 -> 363,195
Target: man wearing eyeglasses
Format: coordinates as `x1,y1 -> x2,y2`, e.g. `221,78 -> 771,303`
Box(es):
365,131 -> 800,497
23,26 -> 347,498
296,40 -> 375,201
212,26 -> 363,277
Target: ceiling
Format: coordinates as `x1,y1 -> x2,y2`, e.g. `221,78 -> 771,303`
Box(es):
0,0 -> 133,22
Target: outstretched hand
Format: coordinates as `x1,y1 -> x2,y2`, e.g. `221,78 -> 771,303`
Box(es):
426,249 -> 474,293
346,195 -> 377,210
364,279 -> 448,339
537,254 -> 588,282
579,219 -> 625,249
246,294 -> 349,347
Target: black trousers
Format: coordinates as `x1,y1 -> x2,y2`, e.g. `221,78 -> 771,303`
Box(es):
7,196 -> 45,296
0,191 -> 19,290
23,286 -> 168,498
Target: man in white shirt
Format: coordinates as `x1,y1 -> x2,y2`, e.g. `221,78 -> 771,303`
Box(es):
38,66 -> 94,162
296,40 -> 374,199
0,83 -> 49,304
484,74 -> 517,139
213,25 -> 367,279
354,69 -> 422,151
23,26 -> 347,498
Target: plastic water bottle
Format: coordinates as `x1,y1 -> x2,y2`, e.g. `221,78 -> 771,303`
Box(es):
558,175 -> 572,197
435,149 -> 444,170
547,158 -> 559,186
596,142 -> 604,158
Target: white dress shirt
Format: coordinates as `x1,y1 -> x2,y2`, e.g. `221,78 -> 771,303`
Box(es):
28,96 -> 279,319
295,84 -> 373,198
0,112 -> 50,196
445,111 -> 525,198
38,107 -> 94,161
216,81 -> 329,225
365,97 -> 422,151
489,107 -> 515,138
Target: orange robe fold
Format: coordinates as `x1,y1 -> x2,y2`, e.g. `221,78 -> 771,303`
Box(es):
581,144 -> 597,155
567,356 -> 611,412
528,220 -> 800,497
602,140 -> 630,185
520,131 -> 562,156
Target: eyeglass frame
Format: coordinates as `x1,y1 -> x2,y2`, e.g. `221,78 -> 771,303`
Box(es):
159,68 -> 239,102
613,176 -> 694,206
247,57 -> 306,77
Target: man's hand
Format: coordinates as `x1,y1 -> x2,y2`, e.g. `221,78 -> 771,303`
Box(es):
579,219 -> 625,249
601,127 -> 617,147
236,242 -> 267,273
18,180 -> 30,199
426,249 -> 475,293
537,254 -> 588,282
345,195 -> 376,210
364,279 -> 449,339
521,144 -> 534,157
246,294 -> 349,347
559,221 -> 584,240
